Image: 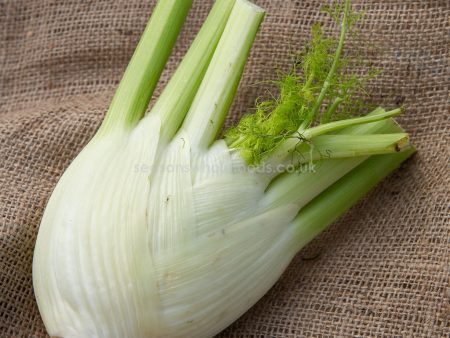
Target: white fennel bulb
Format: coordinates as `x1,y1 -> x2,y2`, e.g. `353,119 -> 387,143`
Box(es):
33,0 -> 414,337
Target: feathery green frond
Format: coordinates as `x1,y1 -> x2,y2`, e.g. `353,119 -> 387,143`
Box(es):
225,0 -> 380,165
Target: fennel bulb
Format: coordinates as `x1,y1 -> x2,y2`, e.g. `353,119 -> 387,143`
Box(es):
32,0 -> 414,337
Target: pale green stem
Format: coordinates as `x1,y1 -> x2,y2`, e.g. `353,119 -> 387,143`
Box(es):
290,133 -> 409,163
322,97 -> 343,123
292,147 -> 415,251
152,0 -> 236,142
261,157 -> 365,211
181,0 -> 265,149
303,107 -> 402,138
299,0 -> 350,129
98,0 -> 192,134
261,116 -> 405,210
266,107 -> 401,165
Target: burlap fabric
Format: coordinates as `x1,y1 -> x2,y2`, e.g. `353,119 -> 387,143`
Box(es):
1,0 -> 449,337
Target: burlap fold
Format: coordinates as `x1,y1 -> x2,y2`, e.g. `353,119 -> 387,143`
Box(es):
1,0 -> 449,337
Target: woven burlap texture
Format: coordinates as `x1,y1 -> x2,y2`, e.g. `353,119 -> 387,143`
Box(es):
1,0 -> 449,337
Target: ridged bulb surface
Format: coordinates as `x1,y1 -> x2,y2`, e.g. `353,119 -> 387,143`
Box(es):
33,114 -> 300,338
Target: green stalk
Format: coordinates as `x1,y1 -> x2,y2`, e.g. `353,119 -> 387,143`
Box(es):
182,0 -> 265,149
303,107 -> 402,139
261,117 -> 405,210
261,157 -> 365,210
266,107 -> 401,165
322,97 -> 343,123
152,0 -> 236,142
99,0 -> 192,134
292,133 -> 409,162
300,0 -> 350,129
292,147 -> 415,250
